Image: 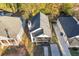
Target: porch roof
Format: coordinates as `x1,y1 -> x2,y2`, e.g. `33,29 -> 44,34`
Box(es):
36,34 -> 50,38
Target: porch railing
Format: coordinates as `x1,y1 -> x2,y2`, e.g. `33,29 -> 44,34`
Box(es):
0,36 -> 19,46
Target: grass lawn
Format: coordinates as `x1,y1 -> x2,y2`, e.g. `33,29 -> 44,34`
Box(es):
70,48 -> 79,56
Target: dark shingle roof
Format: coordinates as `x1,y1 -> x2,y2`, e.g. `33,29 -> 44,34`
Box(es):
30,12 -> 52,37
59,16 -> 79,38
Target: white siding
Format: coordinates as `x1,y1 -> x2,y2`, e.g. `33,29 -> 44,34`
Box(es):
57,19 -> 70,46
50,44 -> 60,56
16,27 -> 24,42
43,46 -> 49,56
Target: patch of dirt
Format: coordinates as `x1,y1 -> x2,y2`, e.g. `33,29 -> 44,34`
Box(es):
21,33 -> 33,55
2,44 -> 30,56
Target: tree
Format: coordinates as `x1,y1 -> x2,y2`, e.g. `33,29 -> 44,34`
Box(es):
61,3 -> 74,15
0,3 -> 12,12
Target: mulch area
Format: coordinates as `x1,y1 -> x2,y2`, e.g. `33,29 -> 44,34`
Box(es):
2,43 -> 30,56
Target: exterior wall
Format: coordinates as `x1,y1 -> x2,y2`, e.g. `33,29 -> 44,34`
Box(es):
35,37 -> 50,42
0,37 -> 17,46
29,28 -> 43,42
29,32 -> 34,42
43,46 -> 49,56
29,27 -> 50,43
15,18 -> 25,45
0,28 -> 24,46
69,36 -> 79,48
16,26 -> 24,43
57,19 -> 70,47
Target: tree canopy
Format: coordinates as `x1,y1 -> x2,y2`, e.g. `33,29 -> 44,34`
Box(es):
0,3 -> 76,19
61,3 -> 74,15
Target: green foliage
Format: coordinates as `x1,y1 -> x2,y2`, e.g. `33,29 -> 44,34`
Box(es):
0,3 -> 17,12
0,3 -> 75,18
70,49 -> 79,56
62,3 -> 74,15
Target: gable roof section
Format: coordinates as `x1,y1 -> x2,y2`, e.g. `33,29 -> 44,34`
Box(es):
31,12 -> 52,37
69,38 -> 79,47
59,16 -> 79,38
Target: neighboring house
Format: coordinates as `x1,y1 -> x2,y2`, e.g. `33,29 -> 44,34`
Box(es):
57,15 -> 79,48
28,12 -> 61,56
0,16 -> 24,46
28,12 -> 52,44
0,9 -> 12,16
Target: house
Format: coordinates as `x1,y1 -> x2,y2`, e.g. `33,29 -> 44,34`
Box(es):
57,15 -> 79,48
0,16 -> 24,46
28,12 -> 52,44
27,12 -> 62,56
